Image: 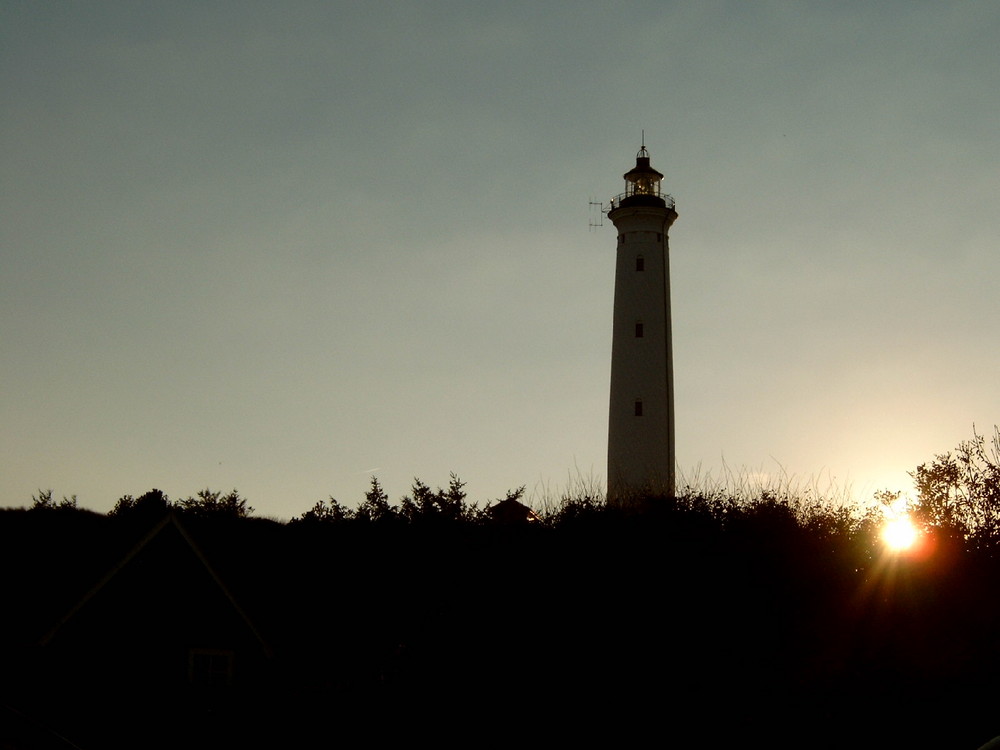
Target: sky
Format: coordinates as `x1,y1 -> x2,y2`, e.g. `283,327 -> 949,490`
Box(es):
2,1 -> 998,518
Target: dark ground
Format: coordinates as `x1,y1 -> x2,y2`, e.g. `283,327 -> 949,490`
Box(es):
2,503 -> 998,748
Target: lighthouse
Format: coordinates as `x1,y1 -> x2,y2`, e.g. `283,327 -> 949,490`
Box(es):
606,145 -> 678,501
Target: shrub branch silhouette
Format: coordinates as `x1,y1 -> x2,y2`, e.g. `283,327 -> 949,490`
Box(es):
29,489 -> 79,512
175,488 -> 254,519
109,488 -> 171,519
910,425 -> 1000,548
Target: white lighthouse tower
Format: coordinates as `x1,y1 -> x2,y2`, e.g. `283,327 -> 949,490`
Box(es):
606,145 -> 678,501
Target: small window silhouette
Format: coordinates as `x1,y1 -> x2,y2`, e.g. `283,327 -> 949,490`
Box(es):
189,649 -> 234,687
635,322 -> 644,338
657,233 -> 662,242
634,400 -> 643,417
636,255 -> 644,271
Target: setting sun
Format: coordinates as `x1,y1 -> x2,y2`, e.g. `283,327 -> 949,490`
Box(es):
882,516 -> 919,552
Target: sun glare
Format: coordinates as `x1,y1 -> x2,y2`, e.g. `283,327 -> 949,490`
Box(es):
882,516 -> 919,552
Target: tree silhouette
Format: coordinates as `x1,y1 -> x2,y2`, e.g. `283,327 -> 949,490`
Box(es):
109,488 -> 171,519
398,474 -> 478,522
911,425 -> 1000,548
29,489 -> 78,512
296,496 -> 352,523
356,477 -> 393,523
175,488 -> 254,519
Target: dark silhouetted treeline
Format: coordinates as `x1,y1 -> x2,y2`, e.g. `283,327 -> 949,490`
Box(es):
4,429 -> 1000,748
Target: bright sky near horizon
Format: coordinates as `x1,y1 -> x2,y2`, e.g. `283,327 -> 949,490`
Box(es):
2,2 -> 998,518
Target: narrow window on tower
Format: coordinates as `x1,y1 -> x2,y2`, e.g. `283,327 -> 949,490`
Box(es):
634,400 -> 643,417
635,322 -> 644,338
635,255 -> 645,272
657,233 -> 663,242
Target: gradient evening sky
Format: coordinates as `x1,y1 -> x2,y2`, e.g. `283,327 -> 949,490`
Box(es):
2,1 -> 997,517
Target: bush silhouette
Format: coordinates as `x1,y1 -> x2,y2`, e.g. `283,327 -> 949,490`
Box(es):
911,425 -> 1000,548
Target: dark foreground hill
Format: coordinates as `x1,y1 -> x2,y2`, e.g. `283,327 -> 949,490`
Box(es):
2,499 -> 999,749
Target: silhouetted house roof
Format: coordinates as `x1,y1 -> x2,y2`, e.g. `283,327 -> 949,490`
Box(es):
3,513 -> 280,746
0,701 -> 86,750
35,513 -> 272,699
488,497 -> 541,525
40,513 -> 270,648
